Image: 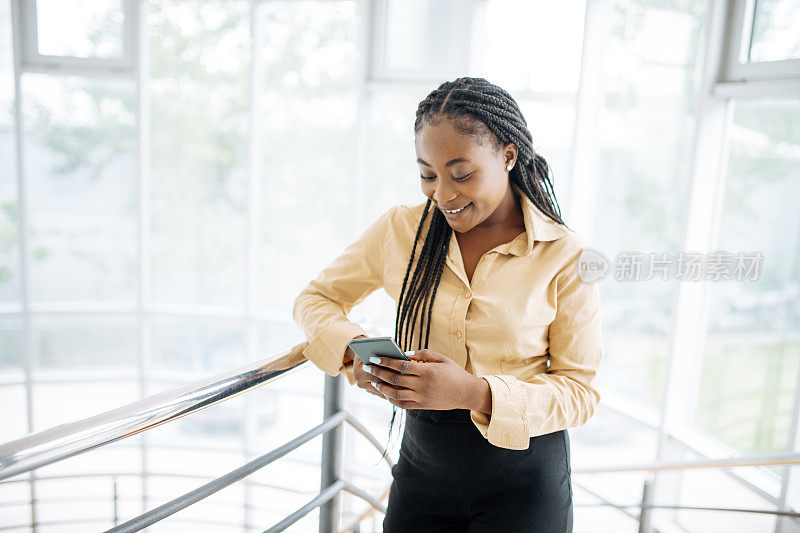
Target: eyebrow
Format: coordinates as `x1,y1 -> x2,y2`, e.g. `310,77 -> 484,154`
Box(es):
416,157 -> 470,168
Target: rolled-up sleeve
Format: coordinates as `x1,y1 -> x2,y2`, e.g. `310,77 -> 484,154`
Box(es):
292,206 -> 398,383
470,241 -> 603,450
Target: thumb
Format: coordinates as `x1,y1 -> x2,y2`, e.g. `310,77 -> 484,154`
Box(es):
405,348 -> 444,363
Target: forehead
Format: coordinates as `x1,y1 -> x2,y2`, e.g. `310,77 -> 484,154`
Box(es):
414,118 -> 489,161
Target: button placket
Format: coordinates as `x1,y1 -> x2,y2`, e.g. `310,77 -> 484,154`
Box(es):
458,286 -> 471,344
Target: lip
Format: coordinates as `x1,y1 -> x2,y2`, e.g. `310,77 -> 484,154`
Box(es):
440,202 -> 473,220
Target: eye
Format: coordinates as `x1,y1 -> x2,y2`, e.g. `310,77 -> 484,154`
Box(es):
419,172 -> 473,182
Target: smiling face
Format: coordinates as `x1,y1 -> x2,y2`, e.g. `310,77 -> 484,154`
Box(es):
415,115 -> 520,234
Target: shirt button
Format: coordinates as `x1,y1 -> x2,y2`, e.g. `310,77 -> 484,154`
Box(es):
456,330 -> 462,338
465,291 -> 472,299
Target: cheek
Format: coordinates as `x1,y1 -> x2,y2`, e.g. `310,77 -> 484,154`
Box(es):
464,181 -> 490,204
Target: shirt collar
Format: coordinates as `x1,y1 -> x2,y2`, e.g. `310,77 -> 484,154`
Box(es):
502,182 -> 569,257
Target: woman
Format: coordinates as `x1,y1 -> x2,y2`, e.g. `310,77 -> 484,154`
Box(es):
293,77 -> 602,532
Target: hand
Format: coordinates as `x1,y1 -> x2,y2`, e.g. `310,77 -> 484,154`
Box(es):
347,336 -> 386,399
362,349 -> 481,411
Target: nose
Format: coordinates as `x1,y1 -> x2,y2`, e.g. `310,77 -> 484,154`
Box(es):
431,179 -> 456,206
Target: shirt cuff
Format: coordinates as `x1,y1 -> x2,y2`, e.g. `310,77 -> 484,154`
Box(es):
341,359 -> 356,386
301,321 -> 367,378
469,375 -> 531,450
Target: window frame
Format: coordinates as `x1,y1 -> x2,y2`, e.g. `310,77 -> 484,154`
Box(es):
368,0 -> 475,83
18,0 -> 138,76
717,0 -> 800,94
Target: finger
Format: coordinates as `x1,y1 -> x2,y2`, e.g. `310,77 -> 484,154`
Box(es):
366,356 -> 422,376
367,382 -> 385,397
405,348 -> 446,363
360,380 -> 385,397
362,363 -> 417,388
361,380 -> 390,395
383,394 -> 420,410
373,381 -> 416,402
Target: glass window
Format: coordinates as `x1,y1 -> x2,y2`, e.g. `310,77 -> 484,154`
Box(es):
32,381 -> 139,431
749,0 -> 800,62
149,315 -> 245,376
256,0 -> 359,315
590,0 -> 709,411
473,0 -> 587,210
696,98 -> 800,455
257,319 -> 305,358
31,314 -> 137,372
35,0 -> 125,59
22,74 -> 137,304
570,406 -> 658,531
660,466 -> 779,530
0,315 -> 22,377
382,0 -> 469,75
0,0 -> 19,305
0,384 -> 27,441
346,86 -> 425,342
144,395 -> 246,446
480,0 -> 585,96
148,0 -> 249,309
363,87 -> 427,221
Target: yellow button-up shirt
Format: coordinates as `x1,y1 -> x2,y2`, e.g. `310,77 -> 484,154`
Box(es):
292,183 -> 603,450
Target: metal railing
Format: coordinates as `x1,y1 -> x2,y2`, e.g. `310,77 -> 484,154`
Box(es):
2,339 -> 799,532
570,452 -> 800,531
0,341 -> 393,532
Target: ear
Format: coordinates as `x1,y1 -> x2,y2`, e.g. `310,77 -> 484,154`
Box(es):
502,142 -> 518,168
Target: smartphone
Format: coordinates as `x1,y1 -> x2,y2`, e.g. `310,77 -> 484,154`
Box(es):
347,336 -> 413,375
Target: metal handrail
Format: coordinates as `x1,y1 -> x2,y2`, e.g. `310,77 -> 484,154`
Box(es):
0,341 -> 397,532
4,339 -> 798,530
107,410 -> 388,532
575,501 -> 800,518
570,453 -> 800,529
0,471 -> 389,531
0,342 -> 310,481
572,452 -> 800,474
102,409 -> 390,533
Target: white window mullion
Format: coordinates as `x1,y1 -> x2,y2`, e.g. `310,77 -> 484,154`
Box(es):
133,0 -> 150,513
369,0 -> 475,83
566,0 -> 608,238
776,363 -> 800,532
354,0 -> 375,235
243,1 -> 264,529
647,1 -> 735,531
10,0 -> 38,528
19,0 -> 137,76
719,0 -> 800,91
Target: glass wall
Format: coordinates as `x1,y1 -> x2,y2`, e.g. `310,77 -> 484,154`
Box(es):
697,98 -> 800,456
1,0 -> 798,532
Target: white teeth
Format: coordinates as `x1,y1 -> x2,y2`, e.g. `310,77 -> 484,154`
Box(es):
443,204 -> 469,214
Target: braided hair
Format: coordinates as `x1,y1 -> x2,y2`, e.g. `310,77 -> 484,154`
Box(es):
378,77 -> 567,462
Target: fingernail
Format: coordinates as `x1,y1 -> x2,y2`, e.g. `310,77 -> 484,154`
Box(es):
369,356 -> 381,364
405,350 -> 415,356
363,365 -> 372,373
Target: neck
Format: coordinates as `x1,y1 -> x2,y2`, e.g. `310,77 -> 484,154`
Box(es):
474,184 -> 524,232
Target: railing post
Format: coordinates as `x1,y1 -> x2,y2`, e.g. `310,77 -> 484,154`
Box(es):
638,476 -> 652,533
320,374 -> 344,533
112,475 -> 119,526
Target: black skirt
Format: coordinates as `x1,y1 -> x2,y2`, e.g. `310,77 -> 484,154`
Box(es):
382,408 -> 573,533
